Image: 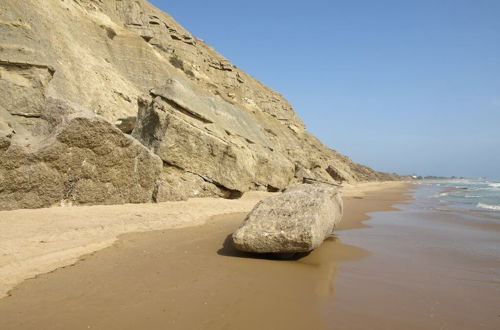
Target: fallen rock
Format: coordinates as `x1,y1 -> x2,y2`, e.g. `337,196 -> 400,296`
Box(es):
232,184 -> 343,253
0,98 -> 163,210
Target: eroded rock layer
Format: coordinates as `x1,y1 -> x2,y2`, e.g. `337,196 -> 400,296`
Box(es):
0,0 -> 398,210
0,98 -> 162,210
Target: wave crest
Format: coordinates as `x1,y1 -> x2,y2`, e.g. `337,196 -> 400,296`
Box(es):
477,202 -> 500,211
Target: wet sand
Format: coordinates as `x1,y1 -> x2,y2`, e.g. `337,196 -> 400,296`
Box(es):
0,183 -> 411,330
327,185 -> 500,330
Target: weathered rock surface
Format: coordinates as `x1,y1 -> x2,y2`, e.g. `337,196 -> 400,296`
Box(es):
232,184 -> 343,253
0,98 -> 162,210
132,78 -> 295,199
0,0 -> 399,210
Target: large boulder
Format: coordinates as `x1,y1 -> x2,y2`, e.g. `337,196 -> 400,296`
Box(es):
232,184 -> 343,253
132,79 -> 295,199
0,99 -> 163,210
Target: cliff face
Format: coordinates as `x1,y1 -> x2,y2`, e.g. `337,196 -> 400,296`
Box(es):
0,0 -> 397,210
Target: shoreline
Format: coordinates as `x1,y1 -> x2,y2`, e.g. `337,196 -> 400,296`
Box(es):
0,182 -> 411,329
325,183 -> 500,329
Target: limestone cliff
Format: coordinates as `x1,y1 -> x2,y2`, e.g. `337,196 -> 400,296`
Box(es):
0,0 -> 398,210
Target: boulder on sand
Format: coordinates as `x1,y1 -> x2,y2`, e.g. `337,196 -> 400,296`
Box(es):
232,184 -> 343,253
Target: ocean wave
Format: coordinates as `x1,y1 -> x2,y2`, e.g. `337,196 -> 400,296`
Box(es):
464,195 -> 481,198
488,183 -> 500,188
477,203 -> 500,211
431,192 -> 449,198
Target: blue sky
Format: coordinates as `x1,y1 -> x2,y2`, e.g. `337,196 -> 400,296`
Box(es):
150,0 -> 500,179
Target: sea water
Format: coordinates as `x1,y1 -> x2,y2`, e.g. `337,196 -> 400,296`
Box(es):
329,181 -> 500,329
420,179 -> 500,219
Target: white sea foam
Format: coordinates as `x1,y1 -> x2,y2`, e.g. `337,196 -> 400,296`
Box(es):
431,192 -> 448,198
488,183 -> 500,188
477,203 -> 500,211
464,195 -> 481,198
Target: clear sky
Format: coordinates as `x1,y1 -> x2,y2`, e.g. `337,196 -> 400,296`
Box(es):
150,0 -> 500,179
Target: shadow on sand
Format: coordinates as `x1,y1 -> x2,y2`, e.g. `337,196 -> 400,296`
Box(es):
216,234 -> 312,261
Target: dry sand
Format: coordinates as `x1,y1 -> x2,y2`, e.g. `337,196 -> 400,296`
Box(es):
0,182 -> 410,330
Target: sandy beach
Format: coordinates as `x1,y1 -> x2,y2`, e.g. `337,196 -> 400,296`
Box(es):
2,182 -> 498,329
0,182 -> 410,329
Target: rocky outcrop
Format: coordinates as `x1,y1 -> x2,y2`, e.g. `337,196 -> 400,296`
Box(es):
0,98 -> 162,210
0,0 -> 399,210
132,78 -> 295,200
232,184 -> 343,253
